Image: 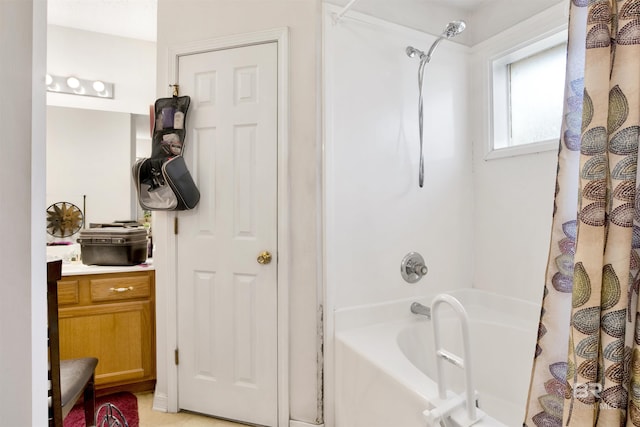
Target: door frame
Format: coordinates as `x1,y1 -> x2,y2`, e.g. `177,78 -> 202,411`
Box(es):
159,27 -> 290,427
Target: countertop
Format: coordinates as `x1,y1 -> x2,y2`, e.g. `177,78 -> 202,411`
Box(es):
47,243 -> 154,276
58,259 -> 154,276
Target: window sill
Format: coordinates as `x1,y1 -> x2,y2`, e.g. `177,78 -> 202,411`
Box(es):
485,139 -> 557,160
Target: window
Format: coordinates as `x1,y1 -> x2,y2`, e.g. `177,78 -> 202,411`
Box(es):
488,30 -> 568,159
509,43 -> 566,146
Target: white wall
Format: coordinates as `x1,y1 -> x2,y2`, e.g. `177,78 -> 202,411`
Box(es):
46,107 -> 134,232
469,3 -> 568,304
155,1 -> 322,425
0,1 -> 47,425
47,25 -> 156,115
324,6 -> 472,311
322,1 -> 566,311
323,7 -> 472,425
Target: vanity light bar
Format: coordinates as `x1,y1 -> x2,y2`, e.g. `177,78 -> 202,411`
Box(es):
46,74 -> 114,99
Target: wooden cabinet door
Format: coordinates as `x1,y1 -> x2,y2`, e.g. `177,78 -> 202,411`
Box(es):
59,300 -> 154,387
57,271 -> 155,391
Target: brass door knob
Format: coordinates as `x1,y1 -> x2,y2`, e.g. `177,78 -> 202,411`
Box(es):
257,251 -> 272,265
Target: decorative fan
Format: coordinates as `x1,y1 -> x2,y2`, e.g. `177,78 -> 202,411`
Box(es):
46,201 -> 84,237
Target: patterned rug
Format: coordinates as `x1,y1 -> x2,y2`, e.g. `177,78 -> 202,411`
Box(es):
63,391 -> 139,427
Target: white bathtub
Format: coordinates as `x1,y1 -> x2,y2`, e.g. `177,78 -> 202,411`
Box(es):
334,288 -> 540,427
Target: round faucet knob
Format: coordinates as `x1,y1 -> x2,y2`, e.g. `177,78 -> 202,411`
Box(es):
401,252 -> 428,284
414,264 -> 428,276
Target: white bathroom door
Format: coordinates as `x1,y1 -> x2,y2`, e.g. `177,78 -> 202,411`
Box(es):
175,42 -> 278,427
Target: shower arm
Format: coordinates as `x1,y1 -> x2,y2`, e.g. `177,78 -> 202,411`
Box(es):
425,36 -> 445,62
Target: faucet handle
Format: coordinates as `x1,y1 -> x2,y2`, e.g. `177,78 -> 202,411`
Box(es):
413,264 -> 428,276
401,252 -> 428,283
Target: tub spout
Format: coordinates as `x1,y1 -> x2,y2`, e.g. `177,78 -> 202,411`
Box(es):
411,302 -> 431,319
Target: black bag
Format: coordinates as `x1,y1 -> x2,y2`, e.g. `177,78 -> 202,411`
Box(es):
133,95 -> 200,211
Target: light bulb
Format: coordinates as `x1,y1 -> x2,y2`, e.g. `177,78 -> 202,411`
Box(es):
66,77 -> 80,89
45,74 -> 53,86
92,80 -> 105,92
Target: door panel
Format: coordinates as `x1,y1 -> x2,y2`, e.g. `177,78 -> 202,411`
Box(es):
176,42 -> 278,427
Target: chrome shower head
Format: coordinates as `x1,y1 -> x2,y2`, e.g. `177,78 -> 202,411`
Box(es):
406,46 -> 425,59
423,19 -> 467,62
442,20 -> 466,39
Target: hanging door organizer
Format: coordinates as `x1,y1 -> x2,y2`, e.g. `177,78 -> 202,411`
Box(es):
133,93 -> 200,211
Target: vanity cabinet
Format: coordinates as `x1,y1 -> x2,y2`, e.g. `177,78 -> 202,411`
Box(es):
57,270 -> 156,394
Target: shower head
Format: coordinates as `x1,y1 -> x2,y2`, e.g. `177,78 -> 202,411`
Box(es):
405,20 -> 466,62
442,20 -> 466,39
406,46 -> 425,59
424,19 -> 466,62
405,20 -> 466,61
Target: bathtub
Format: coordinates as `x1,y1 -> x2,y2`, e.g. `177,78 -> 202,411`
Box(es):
334,288 -> 540,427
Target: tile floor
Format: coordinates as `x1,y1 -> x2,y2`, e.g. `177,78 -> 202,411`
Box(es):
135,392 -> 251,427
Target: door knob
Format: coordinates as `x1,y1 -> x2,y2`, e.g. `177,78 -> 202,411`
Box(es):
257,251 -> 272,265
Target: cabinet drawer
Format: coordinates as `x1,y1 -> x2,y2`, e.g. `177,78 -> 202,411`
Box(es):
90,275 -> 151,302
57,280 -> 80,305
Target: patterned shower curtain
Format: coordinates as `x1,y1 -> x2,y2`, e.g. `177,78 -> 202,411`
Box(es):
524,0 -> 640,426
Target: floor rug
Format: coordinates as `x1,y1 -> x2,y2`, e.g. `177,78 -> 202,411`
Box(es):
63,391 -> 139,427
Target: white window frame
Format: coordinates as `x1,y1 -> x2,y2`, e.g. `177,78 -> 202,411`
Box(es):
486,29 -> 568,160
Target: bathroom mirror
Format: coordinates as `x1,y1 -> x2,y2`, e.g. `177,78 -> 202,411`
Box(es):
45,20 -> 156,240
46,106 -> 151,236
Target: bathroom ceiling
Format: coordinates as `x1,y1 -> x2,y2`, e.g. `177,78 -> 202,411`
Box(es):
328,0 -> 551,15
327,0 -> 564,45
48,0 -> 564,45
339,0 -> 493,13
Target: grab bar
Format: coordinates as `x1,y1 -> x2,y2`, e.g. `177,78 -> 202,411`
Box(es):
424,293 -> 482,426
